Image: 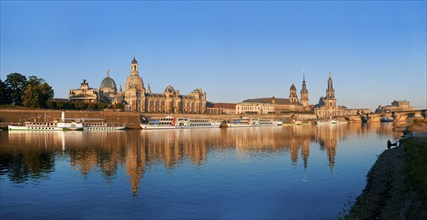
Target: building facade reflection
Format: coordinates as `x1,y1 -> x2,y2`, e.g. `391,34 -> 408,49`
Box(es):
0,122 -> 399,196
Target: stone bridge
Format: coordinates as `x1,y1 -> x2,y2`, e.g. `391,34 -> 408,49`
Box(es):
392,109 -> 426,122
364,109 -> 426,122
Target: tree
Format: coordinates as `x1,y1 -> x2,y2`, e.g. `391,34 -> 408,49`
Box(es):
74,101 -> 86,110
22,76 -> 54,108
0,79 -> 8,104
113,102 -> 124,110
5,73 -> 27,105
46,100 -> 56,109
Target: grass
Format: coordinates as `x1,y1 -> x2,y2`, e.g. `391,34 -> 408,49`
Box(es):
343,136 -> 427,220
403,137 -> 427,201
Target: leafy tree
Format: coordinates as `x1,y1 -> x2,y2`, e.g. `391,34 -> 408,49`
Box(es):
113,102 -> 124,109
97,102 -> 108,109
46,100 -> 56,109
74,101 -> 87,110
0,79 -> 8,104
5,73 -> 27,105
56,101 -> 64,109
87,102 -> 97,110
22,76 -> 54,108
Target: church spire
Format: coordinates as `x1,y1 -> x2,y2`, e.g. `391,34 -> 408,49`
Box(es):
147,83 -> 151,94
300,72 -> 309,108
328,72 -> 333,89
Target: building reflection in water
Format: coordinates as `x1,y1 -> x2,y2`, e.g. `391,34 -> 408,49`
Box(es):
0,122 -> 401,196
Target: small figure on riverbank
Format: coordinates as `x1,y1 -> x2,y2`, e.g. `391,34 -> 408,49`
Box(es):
387,140 -> 399,149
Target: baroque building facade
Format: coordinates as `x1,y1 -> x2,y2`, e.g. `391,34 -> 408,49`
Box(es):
69,70 -> 123,105
69,79 -> 99,103
375,100 -> 416,113
236,102 -> 275,115
69,57 -> 207,113
315,73 -> 346,118
123,57 -> 207,113
239,75 -> 311,114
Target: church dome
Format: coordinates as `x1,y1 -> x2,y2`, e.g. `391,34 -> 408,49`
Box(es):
100,76 -> 117,92
125,75 -> 144,90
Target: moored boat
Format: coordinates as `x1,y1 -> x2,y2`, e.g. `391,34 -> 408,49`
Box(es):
294,120 -> 303,125
226,117 -> 257,128
186,118 -> 221,128
380,116 -> 393,122
315,119 -> 347,125
82,118 -> 126,130
56,111 -> 84,131
8,121 -> 63,131
8,111 -> 83,131
140,116 -> 220,129
257,119 -> 283,126
140,116 -> 177,129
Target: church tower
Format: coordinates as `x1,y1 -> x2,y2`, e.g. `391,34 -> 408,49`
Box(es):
300,73 -> 309,107
130,57 -> 139,75
324,72 -> 336,108
124,57 -> 146,112
289,83 -> 299,103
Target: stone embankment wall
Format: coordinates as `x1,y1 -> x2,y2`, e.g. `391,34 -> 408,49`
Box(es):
0,109 -> 141,129
0,109 -> 318,129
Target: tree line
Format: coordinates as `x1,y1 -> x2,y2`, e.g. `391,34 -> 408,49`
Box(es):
0,73 -> 54,108
0,72 -> 122,110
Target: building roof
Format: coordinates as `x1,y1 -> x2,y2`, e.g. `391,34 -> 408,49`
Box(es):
100,76 -> 117,91
243,97 -> 291,104
164,85 -> 176,93
290,84 -> 297,91
212,103 -> 236,109
131,57 -> 138,64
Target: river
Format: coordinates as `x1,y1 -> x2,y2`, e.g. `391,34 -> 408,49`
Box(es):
0,122 -> 402,219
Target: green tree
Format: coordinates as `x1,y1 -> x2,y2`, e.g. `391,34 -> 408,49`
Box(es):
0,79 -> 8,104
97,102 -> 108,109
74,101 -> 86,110
46,100 -> 56,109
113,102 -> 124,110
87,102 -> 97,110
56,101 -> 64,109
5,73 -> 27,105
22,76 -> 54,108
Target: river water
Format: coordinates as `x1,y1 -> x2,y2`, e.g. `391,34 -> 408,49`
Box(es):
0,123 -> 401,219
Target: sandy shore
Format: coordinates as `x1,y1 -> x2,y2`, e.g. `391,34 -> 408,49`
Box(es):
346,122 -> 427,219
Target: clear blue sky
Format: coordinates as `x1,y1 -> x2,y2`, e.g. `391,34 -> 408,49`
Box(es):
1,1 -> 426,110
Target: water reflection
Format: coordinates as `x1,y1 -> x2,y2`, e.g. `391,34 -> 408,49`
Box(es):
0,122 -> 400,197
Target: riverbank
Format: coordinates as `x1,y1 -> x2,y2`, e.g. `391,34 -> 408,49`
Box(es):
0,109 -> 318,130
345,121 -> 427,219
0,109 -> 142,129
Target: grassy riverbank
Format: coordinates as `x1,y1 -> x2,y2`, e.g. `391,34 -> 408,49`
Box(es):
403,137 -> 427,203
345,121 -> 427,219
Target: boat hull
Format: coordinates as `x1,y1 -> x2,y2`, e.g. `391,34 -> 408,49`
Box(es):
226,124 -> 253,128
140,124 -> 219,130
140,124 -> 179,130
8,125 -> 63,131
83,126 -> 126,130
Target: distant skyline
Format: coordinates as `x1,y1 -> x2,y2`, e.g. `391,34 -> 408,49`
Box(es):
1,1 -> 426,111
